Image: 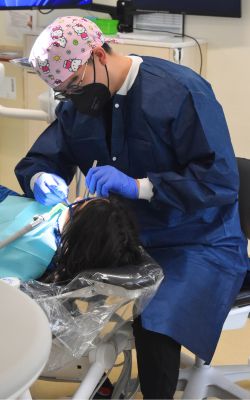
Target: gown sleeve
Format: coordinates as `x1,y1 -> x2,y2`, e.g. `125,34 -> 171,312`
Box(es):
15,105 -> 76,197
148,90 -> 239,213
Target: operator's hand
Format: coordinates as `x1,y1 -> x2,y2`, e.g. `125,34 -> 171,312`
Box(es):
85,165 -> 139,199
33,173 -> 68,206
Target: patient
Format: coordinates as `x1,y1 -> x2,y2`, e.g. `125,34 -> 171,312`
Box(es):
0,185 -> 142,282
0,186 -> 145,399
43,195 -> 142,283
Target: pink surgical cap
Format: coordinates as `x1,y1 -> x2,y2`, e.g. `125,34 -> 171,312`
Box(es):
29,16 -> 109,89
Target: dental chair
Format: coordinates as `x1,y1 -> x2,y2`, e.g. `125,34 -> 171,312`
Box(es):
177,157 -> 250,399
22,249 -> 163,400
0,280 -> 52,400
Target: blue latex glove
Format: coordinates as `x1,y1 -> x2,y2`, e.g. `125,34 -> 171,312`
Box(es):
33,173 -> 68,206
85,165 -> 138,199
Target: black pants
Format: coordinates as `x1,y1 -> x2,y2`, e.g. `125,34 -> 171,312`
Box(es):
133,317 -> 181,399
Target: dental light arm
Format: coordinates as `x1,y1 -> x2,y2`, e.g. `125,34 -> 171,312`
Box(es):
0,104 -> 48,121
0,62 -> 57,123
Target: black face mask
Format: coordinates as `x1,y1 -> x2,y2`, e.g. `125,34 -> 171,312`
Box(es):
69,60 -> 111,117
69,82 -> 111,117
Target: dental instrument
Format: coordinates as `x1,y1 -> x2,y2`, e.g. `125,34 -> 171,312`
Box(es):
83,160 -> 98,199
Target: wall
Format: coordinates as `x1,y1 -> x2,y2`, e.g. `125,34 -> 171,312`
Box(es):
185,0 -> 250,158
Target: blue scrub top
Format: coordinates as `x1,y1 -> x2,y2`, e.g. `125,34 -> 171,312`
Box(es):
15,56 -> 249,362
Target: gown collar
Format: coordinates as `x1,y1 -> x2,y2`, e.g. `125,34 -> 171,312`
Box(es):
117,56 -> 143,96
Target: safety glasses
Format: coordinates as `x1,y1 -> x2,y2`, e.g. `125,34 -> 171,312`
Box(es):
54,60 -> 89,101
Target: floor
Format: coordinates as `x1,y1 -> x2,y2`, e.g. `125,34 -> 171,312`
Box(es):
30,319 -> 250,399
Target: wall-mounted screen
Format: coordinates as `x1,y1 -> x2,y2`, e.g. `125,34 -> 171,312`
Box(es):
133,0 -> 241,18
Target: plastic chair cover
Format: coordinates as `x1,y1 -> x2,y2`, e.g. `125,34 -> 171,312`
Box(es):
21,248 -> 163,371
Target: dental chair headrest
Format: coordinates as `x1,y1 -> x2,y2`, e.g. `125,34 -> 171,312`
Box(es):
60,247 -> 163,291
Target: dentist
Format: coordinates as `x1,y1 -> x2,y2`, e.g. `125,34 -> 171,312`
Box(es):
15,16 -> 249,399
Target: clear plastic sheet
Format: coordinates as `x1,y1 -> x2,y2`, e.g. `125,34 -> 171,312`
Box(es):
21,248 -> 163,371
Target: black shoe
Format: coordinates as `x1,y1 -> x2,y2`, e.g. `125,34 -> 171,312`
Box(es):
94,377 -> 114,399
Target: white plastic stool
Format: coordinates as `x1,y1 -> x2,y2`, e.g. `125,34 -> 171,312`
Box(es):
0,280 -> 52,399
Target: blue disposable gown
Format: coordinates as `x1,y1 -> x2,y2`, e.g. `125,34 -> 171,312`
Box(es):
15,56 -> 249,362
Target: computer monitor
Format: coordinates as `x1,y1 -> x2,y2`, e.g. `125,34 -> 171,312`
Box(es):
133,0 -> 241,18
0,0 -> 92,9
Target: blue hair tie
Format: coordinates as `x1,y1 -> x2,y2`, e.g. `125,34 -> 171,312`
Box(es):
67,198 -> 91,221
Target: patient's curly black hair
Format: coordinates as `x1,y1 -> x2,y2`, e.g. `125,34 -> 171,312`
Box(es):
44,195 -> 142,283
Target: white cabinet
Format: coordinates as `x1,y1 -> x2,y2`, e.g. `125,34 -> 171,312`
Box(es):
23,70 -> 48,149
0,61 -> 28,191
111,38 -> 206,76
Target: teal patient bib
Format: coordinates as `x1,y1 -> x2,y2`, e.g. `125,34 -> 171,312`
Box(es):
0,196 -> 65,281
